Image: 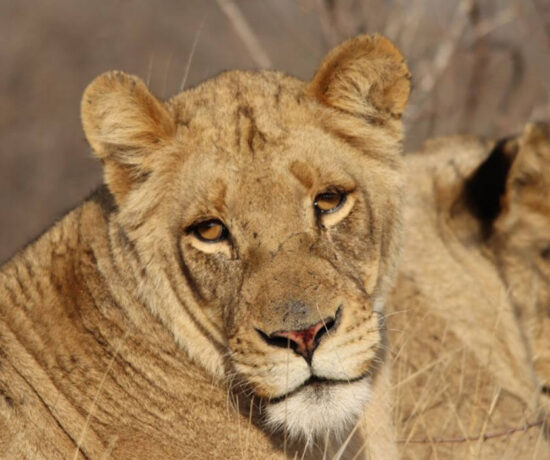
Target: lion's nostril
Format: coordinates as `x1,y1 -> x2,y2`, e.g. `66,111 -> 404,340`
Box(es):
257,315 -> 337,363
313,317 -> 335,346
256,329 -> 293,351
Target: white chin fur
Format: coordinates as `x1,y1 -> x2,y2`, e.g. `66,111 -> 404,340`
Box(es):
265,377 -> 371,443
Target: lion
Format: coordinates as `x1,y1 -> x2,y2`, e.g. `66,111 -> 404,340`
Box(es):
389,123 -> 550,458
490,123 -> 550,391
0,35 -> 411,459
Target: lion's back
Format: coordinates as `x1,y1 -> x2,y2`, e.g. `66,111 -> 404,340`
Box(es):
389,134 -> 550,459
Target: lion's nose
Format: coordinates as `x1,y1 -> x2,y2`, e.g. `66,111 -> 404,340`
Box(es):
258,317 -> 337,364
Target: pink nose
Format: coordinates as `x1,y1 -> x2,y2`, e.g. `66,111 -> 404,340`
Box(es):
271,321 -> 327,361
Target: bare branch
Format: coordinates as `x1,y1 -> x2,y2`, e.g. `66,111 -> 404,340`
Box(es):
314,0 -> 342,48
417,0 -> 474,95
216,0 -> 272,69
398,419 -> 546,445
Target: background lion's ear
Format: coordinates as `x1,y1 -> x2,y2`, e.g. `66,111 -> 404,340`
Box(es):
464,122 -> 550,236
463,136 -> 519,237
507,122 -> 550,191
307,34 -> 411,123
81,71 -> 175,203
497,122 -> 550,223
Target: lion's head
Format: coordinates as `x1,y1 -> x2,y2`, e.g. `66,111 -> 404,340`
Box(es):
461,122 -> 550,402
80,35 -> 410,442
489,123 -> 550,396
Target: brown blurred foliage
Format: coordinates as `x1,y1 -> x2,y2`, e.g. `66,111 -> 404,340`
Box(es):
1,0 -> 549,262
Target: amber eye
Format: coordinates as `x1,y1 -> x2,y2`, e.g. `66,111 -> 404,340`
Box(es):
192,220 -> 229,243
314,191 -> 346,214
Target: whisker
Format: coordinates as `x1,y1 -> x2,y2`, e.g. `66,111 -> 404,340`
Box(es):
314,302 -> 351,385
180,20 -> 205,92
283,331 -> 290,455
376,309 -> 409,318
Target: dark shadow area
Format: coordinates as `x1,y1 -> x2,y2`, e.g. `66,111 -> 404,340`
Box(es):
464,136 -> 518,238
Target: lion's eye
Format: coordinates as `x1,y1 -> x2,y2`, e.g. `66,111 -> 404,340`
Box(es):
314,191 -> 346,214
193,220 -> 229,243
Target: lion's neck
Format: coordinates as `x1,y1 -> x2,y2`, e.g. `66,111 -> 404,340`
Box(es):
0,188 -> 209,386
0,190 -> 255,457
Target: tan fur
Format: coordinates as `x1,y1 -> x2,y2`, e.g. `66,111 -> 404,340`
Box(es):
390,126 -> 550,458
491,123 -> 550,394
0,35 -> 410,459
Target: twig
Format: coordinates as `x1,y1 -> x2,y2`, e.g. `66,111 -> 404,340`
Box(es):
517,0 -> 550,95
467,6 -> 516,45
315,0 -> 341,48
407,0 -> 475,121
418,0 -> 473,94
216,0 -> 272,69
398,419 -> 546,444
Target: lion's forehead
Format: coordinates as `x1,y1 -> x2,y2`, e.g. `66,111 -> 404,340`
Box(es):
172,117 -> 359,240
169,71 -> 362,204
171,70 -> 310,137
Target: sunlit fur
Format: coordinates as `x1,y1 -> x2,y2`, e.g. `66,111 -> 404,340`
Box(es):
0,34 -> 410,459
491,123 -> 550,397
390,124 -> 550,458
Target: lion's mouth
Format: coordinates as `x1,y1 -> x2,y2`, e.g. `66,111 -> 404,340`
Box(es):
268,372 -> 369,404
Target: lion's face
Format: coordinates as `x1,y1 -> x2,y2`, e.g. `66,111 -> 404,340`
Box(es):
171,74 -> 397,439
81,35 -> 410,441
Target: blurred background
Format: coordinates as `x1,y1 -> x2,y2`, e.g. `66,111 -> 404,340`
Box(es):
1,0 -> 549,262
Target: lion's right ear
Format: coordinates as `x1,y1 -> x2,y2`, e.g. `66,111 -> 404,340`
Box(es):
307,34 -> 411,124
81,71 -> 175,203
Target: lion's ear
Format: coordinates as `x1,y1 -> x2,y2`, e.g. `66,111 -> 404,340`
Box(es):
81,71 -> 175,203
308,34 -> 411,123
464,122 -> 550,236
463,136 -> 519,237
497,122 -> 550,223
506,122 -> 550,192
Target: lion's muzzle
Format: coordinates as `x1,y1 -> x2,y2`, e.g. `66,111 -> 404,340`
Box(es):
256,308 -> 339,364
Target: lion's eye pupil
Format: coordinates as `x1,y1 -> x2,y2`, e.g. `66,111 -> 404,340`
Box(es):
194,220 -> 228,242
314,192 -> 345,214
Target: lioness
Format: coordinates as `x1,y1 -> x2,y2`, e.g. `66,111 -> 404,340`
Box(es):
391,123 -> 550,458
490,123 -> 550,391
0,35 -> 410,459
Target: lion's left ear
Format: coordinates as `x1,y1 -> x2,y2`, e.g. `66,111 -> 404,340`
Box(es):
464,122 -> 550,236
307,34 -> 411,123
81,71 -> 176,203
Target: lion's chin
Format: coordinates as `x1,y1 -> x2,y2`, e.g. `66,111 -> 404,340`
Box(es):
264,376 -> 371,444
